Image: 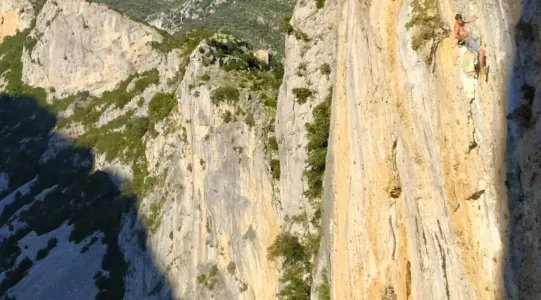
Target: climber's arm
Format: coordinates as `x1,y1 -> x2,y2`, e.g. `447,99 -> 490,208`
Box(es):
464,17 -> 479,24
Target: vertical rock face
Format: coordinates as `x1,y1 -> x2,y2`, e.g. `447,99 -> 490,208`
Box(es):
276,0 -> 337,222
2,0 -> 539,299
2,0 -> 282,299
505,0 -> 541,298
316,0 -> 519,299
125,46 -> 282,300
0,0 -> 34,42
21,0 -> 163,98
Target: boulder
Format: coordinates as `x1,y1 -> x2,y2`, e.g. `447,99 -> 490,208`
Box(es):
253,49 -> 269,65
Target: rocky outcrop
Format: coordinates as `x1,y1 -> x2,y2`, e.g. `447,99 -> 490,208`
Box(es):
21,0 -> 163,98
0,0 -> 34,42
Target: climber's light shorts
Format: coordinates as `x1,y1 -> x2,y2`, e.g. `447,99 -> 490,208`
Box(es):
464,37 -> 480,52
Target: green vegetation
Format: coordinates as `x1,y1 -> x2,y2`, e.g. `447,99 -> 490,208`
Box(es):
267,233 -> 312,299
198,73 -> 211,82
209,265 -> 218,277
317,269 -> 331,300
264,96 -> 277,108
316,0 -> 325,9
222,110 -> 233,123
208,37 -> 270,73
148,92 -> 177,127
75,113 -> 146,161
280,14 -> 311,44
320,63 -> 331,76
267,88 -> 333,300
56,68 -> 160,128
304,87 -> 332,202
293,30 -> 310,42
297,63 -> 307,77
80,236 -> 99,254
268,136 -> 279,152
382,286 -> 397,300
0,229 -> 29,276
279,262 -> 311,299
245,112 -> 255,127
0,29 -> 47,106
211,85 -> 240,105
130,69 -> 160,96
24,34 -> 40,54
200,159 -> 206,169
196,274 -> 207,284
150,33 -> 184,54
239,282 -> 249,292
206,219 -> 212,235
281,15 -> 293,34
91,0 -> 293,55
292,88 -> 313,104
267,232 -> 306,263
115,69 -> 160,109
227,262 -> 237,275
144,199 -> 164,234
303,87 -> 333,257
270,159 -> 281,179
151,28 -> 215,54
0,192 -> 33,226
74,114 -> 154,207
196,265 -> 220,290
0,257 -> 33,296
36,237 -> 58,260
405,0 -> 447,52
31,0 -> 48,17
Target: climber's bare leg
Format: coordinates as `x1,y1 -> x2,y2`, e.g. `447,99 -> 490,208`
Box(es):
478,48 -> 486,73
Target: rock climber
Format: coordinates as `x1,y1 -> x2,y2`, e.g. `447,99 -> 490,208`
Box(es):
453,14 -> 486,75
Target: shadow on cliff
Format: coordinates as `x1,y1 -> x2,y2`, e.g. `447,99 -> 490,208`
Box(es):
503,0 -> 541,298
0,93 -> 172,299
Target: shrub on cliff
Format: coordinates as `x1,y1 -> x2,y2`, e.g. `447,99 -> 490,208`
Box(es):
211,85 -> 240,105
148,93 -> 176,125
292,88 -> 313,104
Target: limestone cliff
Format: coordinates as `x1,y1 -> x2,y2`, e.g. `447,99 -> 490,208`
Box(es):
1,0 -> 282,299
317,0 -> 521,299
1,0 -> 539,299
121,40 -> 282,300
22,0 -> 163,98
